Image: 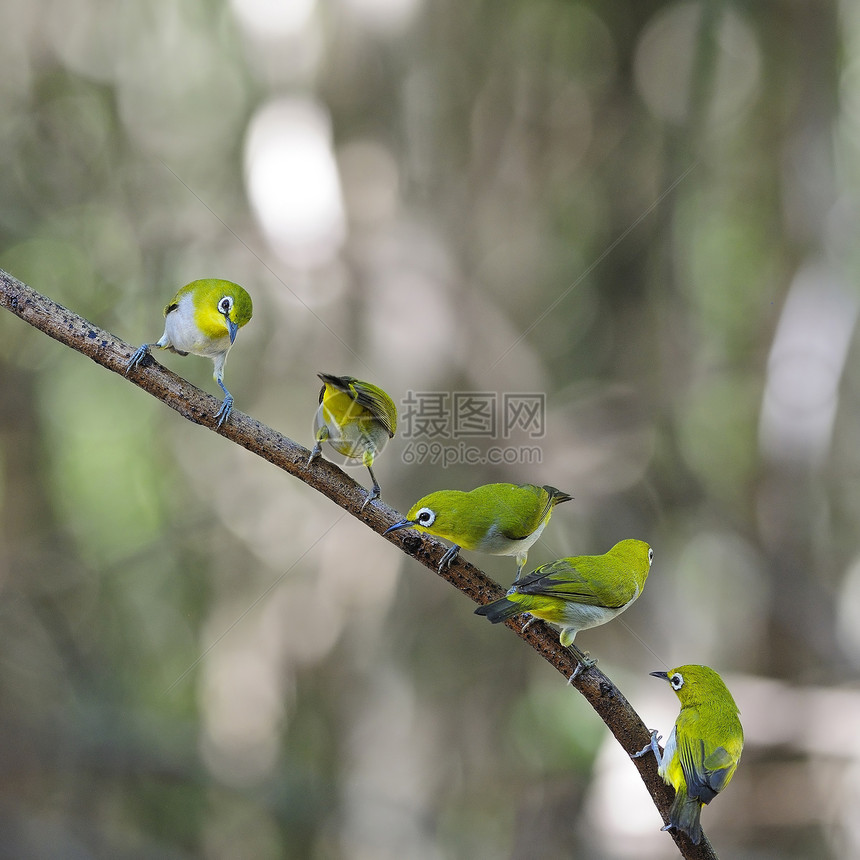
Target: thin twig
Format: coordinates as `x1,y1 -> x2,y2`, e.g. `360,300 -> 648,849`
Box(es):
0,267 -> 717,860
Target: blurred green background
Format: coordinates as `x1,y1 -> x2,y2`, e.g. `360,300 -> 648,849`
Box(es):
1,0 -> 857,857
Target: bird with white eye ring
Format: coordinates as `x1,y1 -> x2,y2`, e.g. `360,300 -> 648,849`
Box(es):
126,278 -> 253,429
385,482 -> 572,578
475,539 -> 653,680
633,664 -> 744,845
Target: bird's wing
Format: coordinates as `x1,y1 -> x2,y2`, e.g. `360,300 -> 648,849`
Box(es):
677,729 -> 738,805
532,488 -> 557,530
494,485 -> 555,540
514,558 -> 633,608
326,374 -> 397,437
317,374 -> 396,434
348,382 -> 396,436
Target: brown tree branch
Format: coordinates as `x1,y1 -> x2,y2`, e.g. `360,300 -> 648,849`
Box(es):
0,267 -> 717,859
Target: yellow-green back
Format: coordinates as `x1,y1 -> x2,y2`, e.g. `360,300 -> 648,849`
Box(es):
510,539 -> 652,608
405,482 -> 568,549
318,373 -> 397,437
667,665 -> 744,798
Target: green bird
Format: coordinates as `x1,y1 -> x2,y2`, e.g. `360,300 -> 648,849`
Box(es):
385,482 -> 572,577
474,538 -> 652,650
126,278 -> 253,429
634,664 -> 744,845
308,373 -> 397,509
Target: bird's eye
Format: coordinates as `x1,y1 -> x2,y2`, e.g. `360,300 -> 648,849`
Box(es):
416,507 -> 436,526
218,296 -> 234,315
648,548 -> 654,564
670,673 -> 684,690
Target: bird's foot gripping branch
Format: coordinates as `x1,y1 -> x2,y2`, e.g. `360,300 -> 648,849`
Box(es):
0,268 -> 723,860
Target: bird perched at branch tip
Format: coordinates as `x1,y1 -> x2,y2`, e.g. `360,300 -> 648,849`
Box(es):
633,664 -> 744,845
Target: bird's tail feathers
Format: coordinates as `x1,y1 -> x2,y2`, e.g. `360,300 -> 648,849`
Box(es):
543,485 -> 573,505
667,786 -> 704,845
474,597 -> 523,624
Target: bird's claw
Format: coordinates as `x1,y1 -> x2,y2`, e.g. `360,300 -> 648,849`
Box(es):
360,486 -> 381,512
631,729 -> 662,760
520,614 -> 536,633
125,344 -> 151,375
438,545 -> 460,573
214,395 -> 234,430
307,442 -> 322,468
567,651 -> 597,685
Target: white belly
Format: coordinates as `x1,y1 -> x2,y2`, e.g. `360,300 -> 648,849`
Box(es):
315,407 -> 388,460
658,726 -> 678,780
478,518 -> 546,555
160,293 -> 230,358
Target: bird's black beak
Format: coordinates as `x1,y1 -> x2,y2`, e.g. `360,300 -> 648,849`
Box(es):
649,671 -> 670,681
384,518 -> 414,535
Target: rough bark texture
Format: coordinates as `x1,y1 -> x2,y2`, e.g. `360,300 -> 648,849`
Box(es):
0,267 -> 718,859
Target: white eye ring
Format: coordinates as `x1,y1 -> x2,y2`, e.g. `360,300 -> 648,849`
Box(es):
218,296 -> 234,315
670,673 -> 684,690
415,507 -> 436,527
648,548 -> 654,565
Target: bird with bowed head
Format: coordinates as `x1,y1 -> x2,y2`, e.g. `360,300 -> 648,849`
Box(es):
385,482 -> 572,578
308,373 -> 397,509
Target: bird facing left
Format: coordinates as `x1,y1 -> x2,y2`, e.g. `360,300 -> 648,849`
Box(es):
633,664 -> 744,845
385,482 -> 572,577
126,278 -> 253,429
